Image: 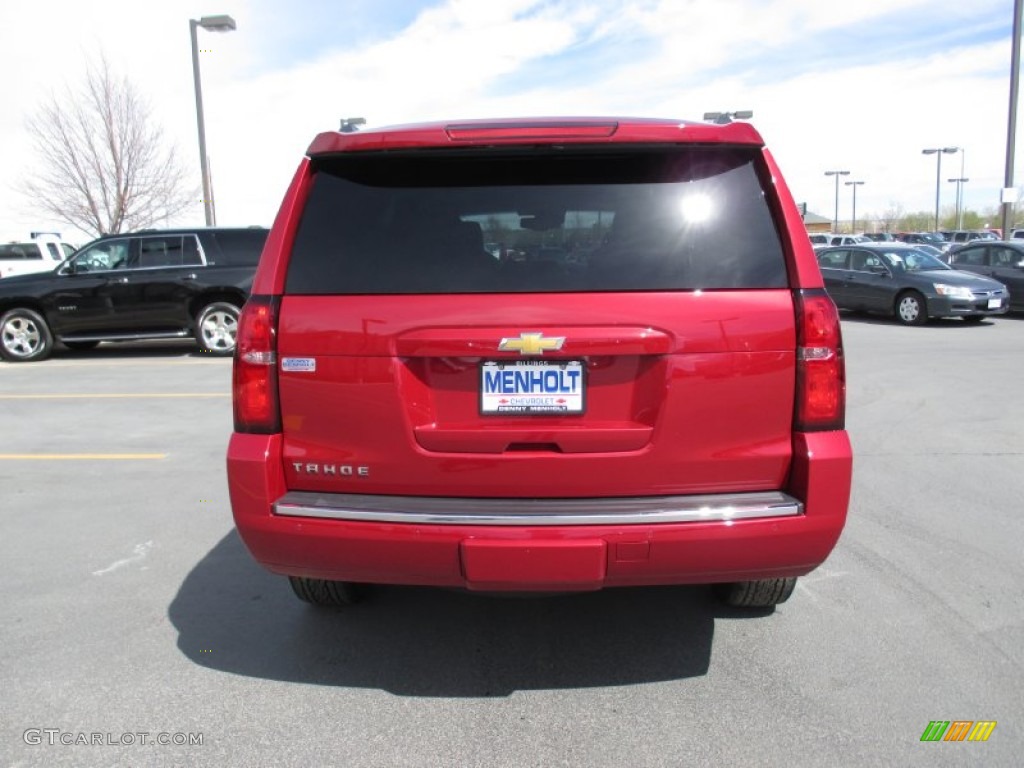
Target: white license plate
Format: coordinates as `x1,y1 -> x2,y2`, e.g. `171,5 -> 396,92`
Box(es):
480,360 -> 585,415
988,298 -> 1002,309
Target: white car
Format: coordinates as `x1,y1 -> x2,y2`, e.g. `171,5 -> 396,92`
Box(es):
826,234 -> 873,246
808,233 -> 873,248
0,234 -> 75,278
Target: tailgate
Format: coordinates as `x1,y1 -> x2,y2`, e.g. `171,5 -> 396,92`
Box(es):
276,290 -> 796,498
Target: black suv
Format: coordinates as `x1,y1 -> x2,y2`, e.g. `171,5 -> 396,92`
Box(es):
0,227 -> 268,362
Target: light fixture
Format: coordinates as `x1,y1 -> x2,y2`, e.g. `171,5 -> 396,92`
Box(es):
190,14 -> 238,226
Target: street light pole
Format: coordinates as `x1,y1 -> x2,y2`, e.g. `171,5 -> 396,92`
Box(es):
190,14 -> 237,227
948,177 -> 969,228
957,148 -> 966,228
922,146 -> 958,231
824,170 -> 850,232
845,180 -> 865,233
1002,0 -> 1023,239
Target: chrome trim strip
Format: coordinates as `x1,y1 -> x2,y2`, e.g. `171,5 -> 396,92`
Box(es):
273,491 -> 802,526
57,330 -> 191,343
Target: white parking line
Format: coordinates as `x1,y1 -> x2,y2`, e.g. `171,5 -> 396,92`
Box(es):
92,541 -> 154,576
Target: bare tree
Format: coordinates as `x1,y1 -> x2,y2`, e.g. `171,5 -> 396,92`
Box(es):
873,201 -> 905,233
24,55 -> 197,236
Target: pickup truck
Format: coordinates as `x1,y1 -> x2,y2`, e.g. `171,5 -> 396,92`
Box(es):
0,235 -> 75,278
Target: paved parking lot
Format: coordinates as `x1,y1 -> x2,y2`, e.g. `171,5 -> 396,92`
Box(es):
1,320 -> 1022,767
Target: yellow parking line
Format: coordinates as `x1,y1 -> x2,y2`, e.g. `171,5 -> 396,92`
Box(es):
0,454 -> 167,460
0,393 -> 228,399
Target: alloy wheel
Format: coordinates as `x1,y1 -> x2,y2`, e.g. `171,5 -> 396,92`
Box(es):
2,315 -> 42,358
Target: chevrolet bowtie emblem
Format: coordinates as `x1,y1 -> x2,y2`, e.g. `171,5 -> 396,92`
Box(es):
498,332 -> 565,355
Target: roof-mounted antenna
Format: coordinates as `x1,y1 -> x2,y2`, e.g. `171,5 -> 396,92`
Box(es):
339,117 -> 367,133
702,110 -> 754,125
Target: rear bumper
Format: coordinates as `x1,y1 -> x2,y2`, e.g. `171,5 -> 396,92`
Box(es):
227,431 -> 852,591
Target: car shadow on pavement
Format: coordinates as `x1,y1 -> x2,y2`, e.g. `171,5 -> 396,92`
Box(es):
837,311 -> 1003,328
839,309 -> 1015,327
52,339 -> 219,361
168,531 -> 734,696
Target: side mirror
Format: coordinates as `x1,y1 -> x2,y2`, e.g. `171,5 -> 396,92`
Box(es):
868,265 -> 889,276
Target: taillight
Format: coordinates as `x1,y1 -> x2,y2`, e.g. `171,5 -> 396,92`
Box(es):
233,296 -> 280,433
794,289 -> 845,431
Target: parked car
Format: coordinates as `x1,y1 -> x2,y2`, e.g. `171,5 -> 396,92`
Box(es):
807,233 -> 874,247
941,230 -> 1000,244
827,234 -> 873,246
227,116 -> 853,611
816,243 -> 1009,324
946,241 -> 1024,311
862,232 -> 897,242
0,227 -> 268,362
895,232 -> 952,253
0,234 -> 75,278
909,243 -> 947,261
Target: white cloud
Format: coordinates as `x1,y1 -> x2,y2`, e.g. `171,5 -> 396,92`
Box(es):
0,0 -> 1018,241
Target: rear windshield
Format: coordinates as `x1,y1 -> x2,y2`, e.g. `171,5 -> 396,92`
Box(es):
287,147 -> 787,294
0,243 -> 42,260
205,229 -> 269,266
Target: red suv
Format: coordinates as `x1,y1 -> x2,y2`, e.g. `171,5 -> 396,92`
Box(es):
227,117 -> 852,610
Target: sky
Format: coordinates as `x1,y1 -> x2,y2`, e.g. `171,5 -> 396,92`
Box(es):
0,0 -> 1018,243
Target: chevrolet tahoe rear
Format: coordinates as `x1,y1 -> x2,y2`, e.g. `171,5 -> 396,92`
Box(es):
226,117 -> 852,609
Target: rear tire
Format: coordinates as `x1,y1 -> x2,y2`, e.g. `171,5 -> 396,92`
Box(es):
717,577 -> 797,608
895,291 -> 928,325
0,308 -> 54,362
195,301 -> 240,356
288,576 -> 364,607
